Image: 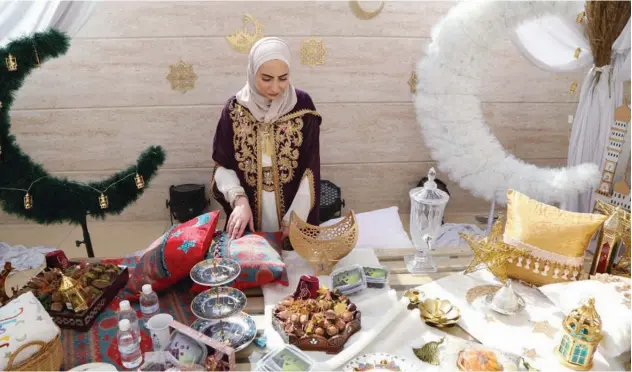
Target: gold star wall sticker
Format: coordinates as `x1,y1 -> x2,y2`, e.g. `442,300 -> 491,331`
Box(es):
531,320 -> 558,338
166,59 -> 198,93
299,37 -> 327,68
460,217 -> 530,283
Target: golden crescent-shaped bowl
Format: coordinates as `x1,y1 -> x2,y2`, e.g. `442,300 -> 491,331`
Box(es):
289,211 -> 359,275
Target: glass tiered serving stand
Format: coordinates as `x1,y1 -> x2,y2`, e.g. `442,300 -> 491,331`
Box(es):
189,258 -> 257,352
405,168 -> 450,274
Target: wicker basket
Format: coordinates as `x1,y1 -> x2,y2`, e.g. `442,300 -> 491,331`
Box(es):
6,333 -> 63,371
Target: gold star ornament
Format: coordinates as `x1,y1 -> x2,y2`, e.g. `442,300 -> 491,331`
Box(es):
460,217 -> 529,283
299,37 -> 327,68
166,59 -> 198,93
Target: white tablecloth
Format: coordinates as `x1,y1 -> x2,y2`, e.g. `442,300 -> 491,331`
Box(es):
261,249 -> 405,370
417,270 -> 626,371
260,251 -> 626,371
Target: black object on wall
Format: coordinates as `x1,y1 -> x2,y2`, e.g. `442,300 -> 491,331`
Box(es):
319,180 -> 345,223
166,184 -> 209,224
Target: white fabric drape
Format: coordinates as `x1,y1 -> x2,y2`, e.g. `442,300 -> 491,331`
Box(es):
0,1 -> 96,48
511,9 -> 631,212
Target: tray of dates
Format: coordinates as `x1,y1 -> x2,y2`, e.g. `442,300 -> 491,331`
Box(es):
271,287 -> 361,354
16,261 -> 128,332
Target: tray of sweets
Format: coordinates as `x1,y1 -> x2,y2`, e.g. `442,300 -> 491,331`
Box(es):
17,261 -> 129,332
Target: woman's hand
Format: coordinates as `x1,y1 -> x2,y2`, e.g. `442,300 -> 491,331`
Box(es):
227,196 -> 255,239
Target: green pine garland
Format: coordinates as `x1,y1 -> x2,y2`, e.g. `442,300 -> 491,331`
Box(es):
0,29 -> 166,224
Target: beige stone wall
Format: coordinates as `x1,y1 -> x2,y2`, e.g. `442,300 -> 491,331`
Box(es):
1,1 -> 584,223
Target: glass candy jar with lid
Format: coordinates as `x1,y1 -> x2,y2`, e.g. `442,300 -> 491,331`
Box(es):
406,168 -> 450,273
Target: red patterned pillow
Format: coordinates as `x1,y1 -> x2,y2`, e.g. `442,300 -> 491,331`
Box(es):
103,211 -> 220,301
191,231 -> 289,292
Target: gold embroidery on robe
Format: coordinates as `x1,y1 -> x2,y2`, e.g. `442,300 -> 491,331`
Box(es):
229,101 -> 320,229
230,102 -> 259,188
303,168 -> 316,210
262,167 -> 274,192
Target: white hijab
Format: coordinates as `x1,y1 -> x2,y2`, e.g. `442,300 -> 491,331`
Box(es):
236,37 -> 298,123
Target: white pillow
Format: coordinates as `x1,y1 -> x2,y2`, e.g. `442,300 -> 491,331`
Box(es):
539,278 -> 631,358
320,206 -> 414,250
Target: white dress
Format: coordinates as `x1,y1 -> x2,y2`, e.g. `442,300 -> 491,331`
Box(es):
214,153 -> 312,232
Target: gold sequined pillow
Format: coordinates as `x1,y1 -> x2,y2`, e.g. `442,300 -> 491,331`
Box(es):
503,190 -> 607,286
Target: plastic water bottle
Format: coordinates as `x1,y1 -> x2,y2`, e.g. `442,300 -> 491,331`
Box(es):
140,284 -> 159,322
117,300 -> 140,339
117,319 -> 143,369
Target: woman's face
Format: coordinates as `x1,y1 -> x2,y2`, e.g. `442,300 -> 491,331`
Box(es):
255,59 -> 289,100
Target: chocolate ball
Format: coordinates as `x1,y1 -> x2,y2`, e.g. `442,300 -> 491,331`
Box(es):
325,310 -> 337,320
326,325 -> 339,336
336,319 -> 346,331
342,311 -> 353,322
315,327 -> 325,336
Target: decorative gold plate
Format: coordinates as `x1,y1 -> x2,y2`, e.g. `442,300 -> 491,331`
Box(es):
289,211 -> 358,275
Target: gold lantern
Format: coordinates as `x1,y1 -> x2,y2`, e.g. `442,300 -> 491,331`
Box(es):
556,298 -> 603,371
24,192 -> 32,210
98,193 -> 108,209
591,200 -> 631,276
5,54 -> 17,71
134,173 -> 145,189
59,274 -> 89,312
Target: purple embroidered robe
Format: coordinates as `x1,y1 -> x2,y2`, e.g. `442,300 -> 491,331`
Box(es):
212,89 -> 321,230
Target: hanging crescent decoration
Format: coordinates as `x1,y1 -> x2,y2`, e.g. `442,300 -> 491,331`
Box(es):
0,30 -> 165,224
349,1 -> 385,20
415,1 -> 600,206
226,14 -> 264,54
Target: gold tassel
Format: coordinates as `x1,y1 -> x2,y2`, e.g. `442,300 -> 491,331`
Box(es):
574,48 -> 581,59
576,11 -> 586,23
569,81 -> 578,93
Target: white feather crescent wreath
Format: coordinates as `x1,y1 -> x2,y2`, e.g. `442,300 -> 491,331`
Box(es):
415,0 -> 600,205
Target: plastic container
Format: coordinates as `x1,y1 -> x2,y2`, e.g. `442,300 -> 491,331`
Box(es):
165,330 -> 208,366
362,265 -> 389,288
117,319 -> 143,369
330,264 -> 367,295
140,284 -> 160,322
117,300 -> 141,339
255,345 -> 315,372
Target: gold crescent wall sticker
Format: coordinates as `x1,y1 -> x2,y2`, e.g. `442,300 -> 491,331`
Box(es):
226,14 -> 264,54
299,37 -> 327,68
166,59 -> 198,93
349,1 -> 385,20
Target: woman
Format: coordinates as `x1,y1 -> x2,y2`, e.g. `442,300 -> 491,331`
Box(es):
211,37 -> 321,242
